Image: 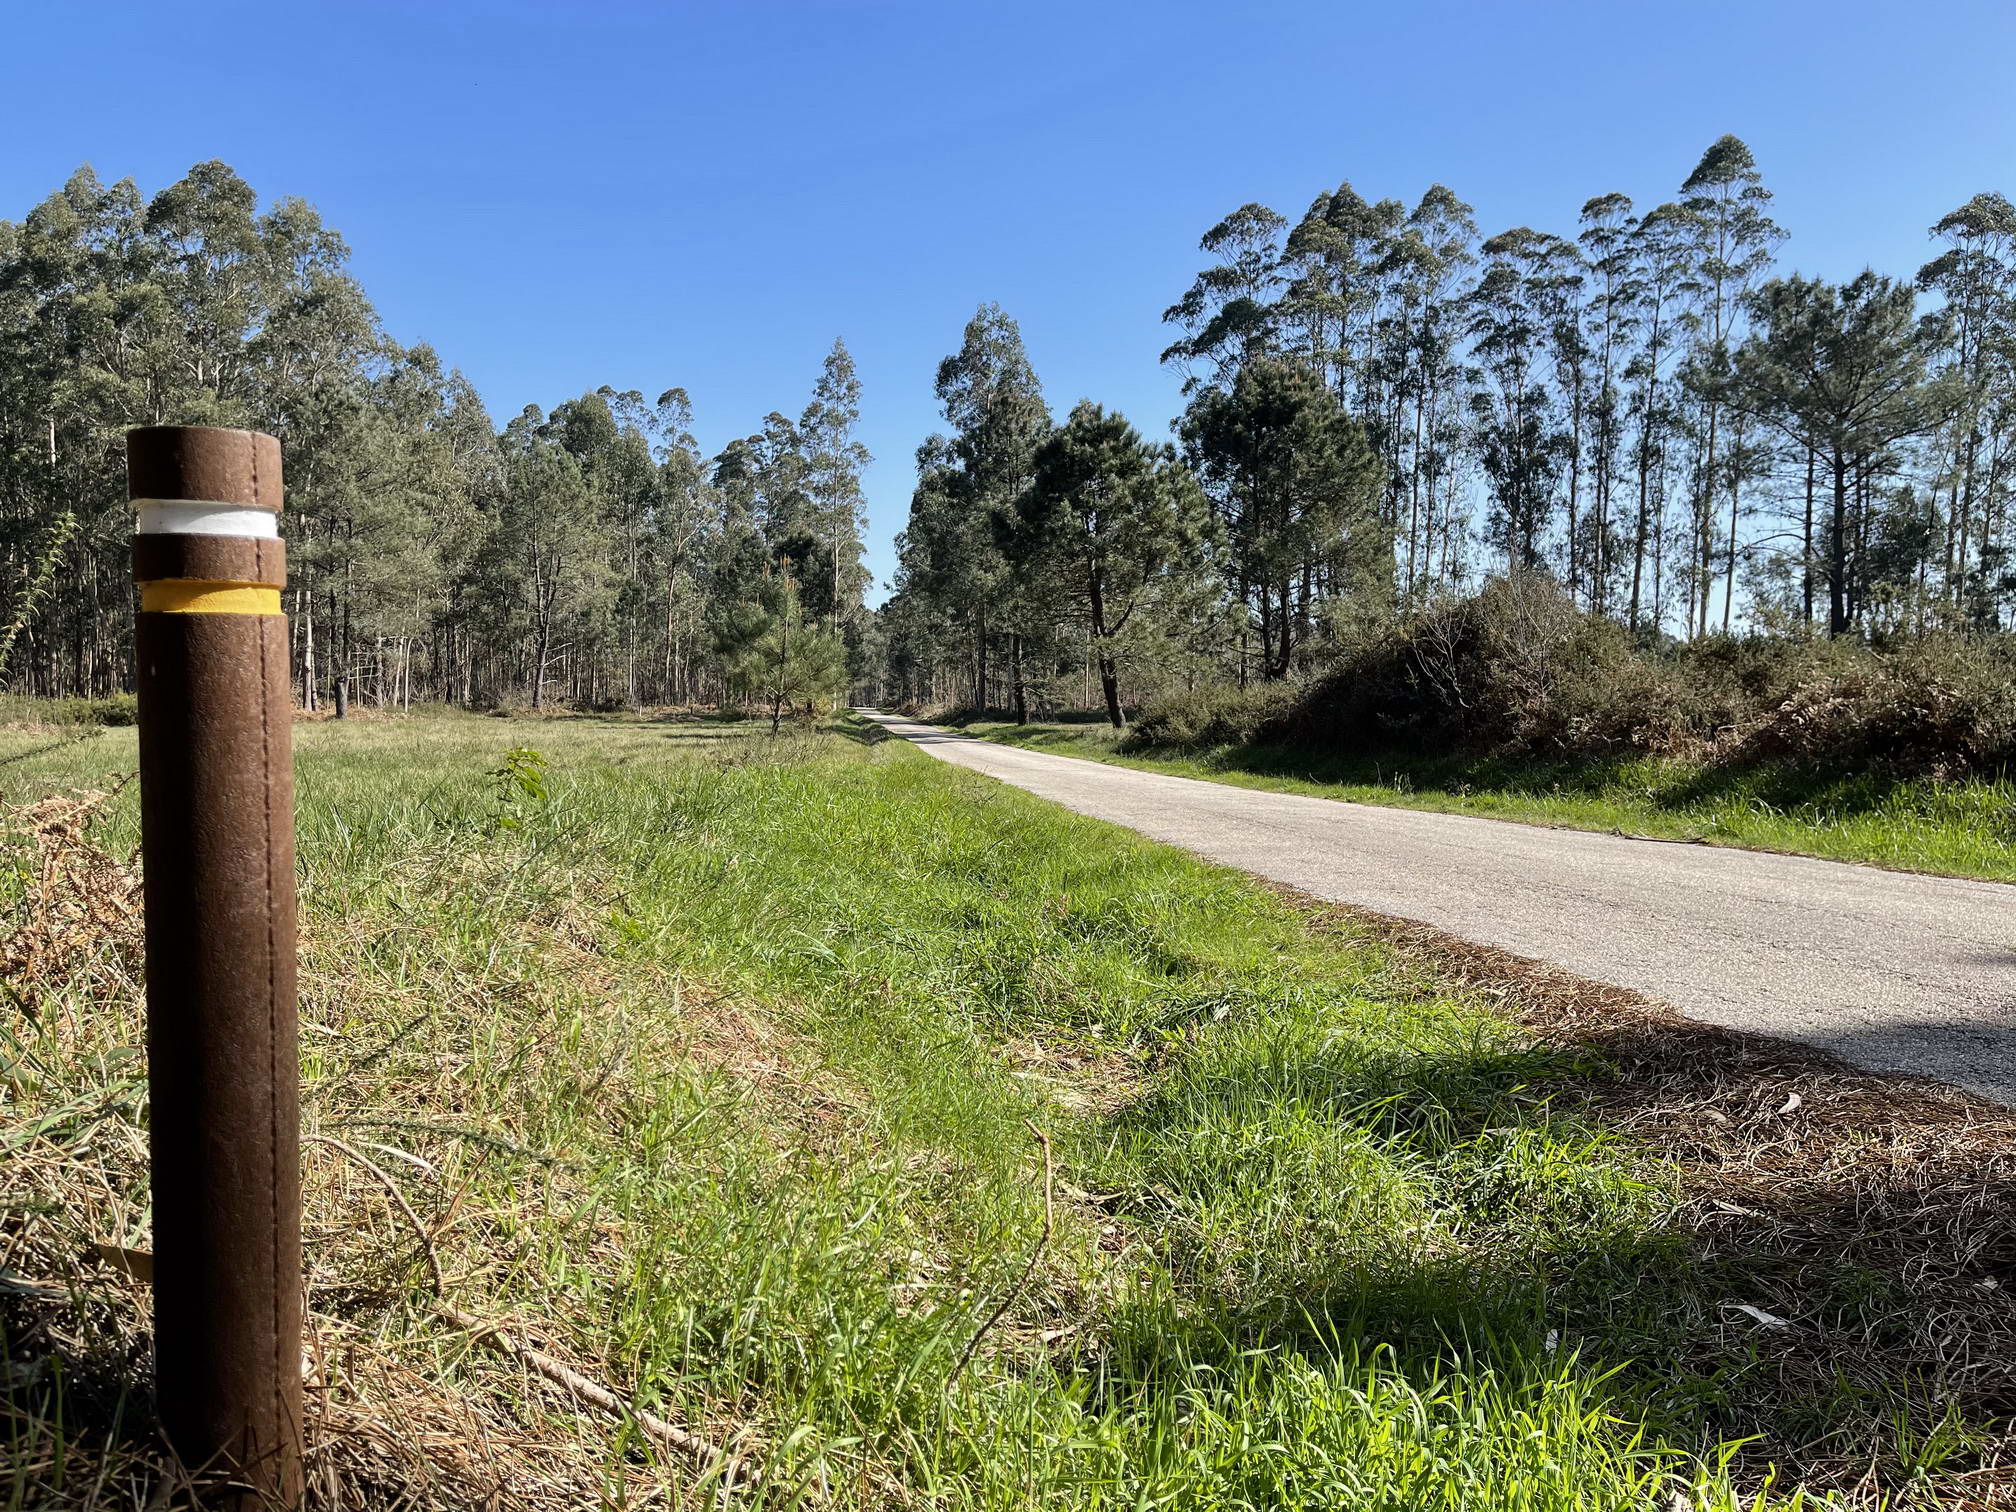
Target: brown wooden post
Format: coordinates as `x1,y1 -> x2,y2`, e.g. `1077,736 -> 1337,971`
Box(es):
128,425 -> 302,1507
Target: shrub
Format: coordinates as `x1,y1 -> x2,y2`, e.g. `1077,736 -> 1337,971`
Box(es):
1130,576 -> 2016,778
26,694 -> 139,727
1124,684 -> 1298,751
1280,574 -> 1696,759
1727,637 -> 2016,777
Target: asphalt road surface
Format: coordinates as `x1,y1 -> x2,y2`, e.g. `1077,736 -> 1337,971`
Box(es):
859,710 -> 2016,1105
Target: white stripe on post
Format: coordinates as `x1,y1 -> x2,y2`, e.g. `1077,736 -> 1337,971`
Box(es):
134,501 -> 283,538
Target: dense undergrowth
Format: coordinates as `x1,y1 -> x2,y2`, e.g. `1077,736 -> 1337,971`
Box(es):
930,577 -> 2016,880
2,709 -> 2006,1506
1122,575 -> 2016,781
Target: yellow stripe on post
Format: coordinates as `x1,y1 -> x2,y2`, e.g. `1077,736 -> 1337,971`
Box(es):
140,581 -> 284,616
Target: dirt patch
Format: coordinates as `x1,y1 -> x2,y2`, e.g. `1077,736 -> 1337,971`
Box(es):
1000,1035 -> 1146,1119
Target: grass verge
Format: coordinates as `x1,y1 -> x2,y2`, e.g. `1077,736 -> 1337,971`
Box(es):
941,713 -> 2016,883
3,707 -> 2010,1507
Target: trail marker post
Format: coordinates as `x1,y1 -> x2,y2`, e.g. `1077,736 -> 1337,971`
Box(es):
129,426 -> 303,1506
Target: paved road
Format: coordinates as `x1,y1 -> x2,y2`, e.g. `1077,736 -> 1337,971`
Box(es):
860,710 -> 2016,1104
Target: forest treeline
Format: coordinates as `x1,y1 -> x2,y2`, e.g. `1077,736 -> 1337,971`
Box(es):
8,142 -> 2016,734
0,161 -> 869,714
878,135 -> 2016,731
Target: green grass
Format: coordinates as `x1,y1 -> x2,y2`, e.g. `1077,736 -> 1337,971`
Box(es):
945,714 -> 2016,882
2,708 -> 1977,1506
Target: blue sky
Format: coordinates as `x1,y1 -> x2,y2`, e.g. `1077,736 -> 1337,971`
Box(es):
9,0 -> 2014,600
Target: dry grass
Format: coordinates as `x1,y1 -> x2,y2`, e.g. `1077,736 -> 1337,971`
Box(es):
1280,884 -> 2016,1505
0,783 -> 813,1509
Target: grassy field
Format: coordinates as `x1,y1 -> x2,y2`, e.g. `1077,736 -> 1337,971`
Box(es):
942,714 -> 2016,883
3,708 -> 2007,1507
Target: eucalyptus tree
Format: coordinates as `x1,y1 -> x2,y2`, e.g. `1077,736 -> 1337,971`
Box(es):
1389,186 -> 1479,604
0,158 -> 419,701
1279,182 -> 1407,408
1467,228 -> 1573,570
546,388 -> 662,703
254,199 -> 398,713
1578,193 -> 1641,614
427,371 -> 502,705
481,431 -> 613,708
1623,204 -> 1697,629
289,344 -> 469,713
3,169 -> 188,693
1672,136 -> 1783,633
1,157 -> 878,710
923,304 -> 1051,706
1004,402 -> 1212,727
143,160 -> 268,418
1161,204 -> 1289,392
888,437 -> 973,703
751,411 -> 812,551
647,387 -> 715,702
798,338 -> 872,624
707,435 -> 775,639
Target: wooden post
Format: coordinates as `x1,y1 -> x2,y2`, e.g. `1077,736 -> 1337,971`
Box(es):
129,425 -> 303,1506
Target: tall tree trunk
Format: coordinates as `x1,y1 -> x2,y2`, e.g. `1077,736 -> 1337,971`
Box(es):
1088,572 -> 1124,729
973,608 -> 989,711
1566,381 -> 1582,605
1629,447 -> 1651,630
1801,445 -> 1816,629
1829,448 -> 1850,637
1098,654 -> 1123,730
1722,459 -> 1741,634
1010,632 -> 1028,725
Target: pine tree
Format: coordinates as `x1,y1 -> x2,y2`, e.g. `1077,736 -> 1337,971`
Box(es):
1005,402 -> 1212,727
717,572 -> 848,733
1731,273 -> 1955,635
1180,358 -> 1382,679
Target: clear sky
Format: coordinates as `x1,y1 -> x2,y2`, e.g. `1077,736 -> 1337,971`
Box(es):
9,0 -> 2014,600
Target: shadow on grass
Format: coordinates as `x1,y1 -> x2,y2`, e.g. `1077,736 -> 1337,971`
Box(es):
829,716 -> 893,748
1161,742 -> 1656,802
0,1291 -> 171,1490
557,709 -> 750,729
1653,755 -> 1938,819
947,707 -> 1118,730
1119,736 -> 1980,830
1082,1014 -> 2016,1495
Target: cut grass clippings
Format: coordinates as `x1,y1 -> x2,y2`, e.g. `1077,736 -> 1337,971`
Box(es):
2,707 -> 2010,1508
945,713 -> 2016,883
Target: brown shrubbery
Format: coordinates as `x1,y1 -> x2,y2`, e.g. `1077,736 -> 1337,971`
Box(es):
1128,574 -> 2016,778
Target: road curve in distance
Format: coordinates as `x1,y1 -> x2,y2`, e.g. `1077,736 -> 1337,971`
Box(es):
858,709 -> 2016,1105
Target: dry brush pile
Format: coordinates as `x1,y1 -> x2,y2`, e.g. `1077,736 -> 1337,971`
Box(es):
1130,573 -> 2016,779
